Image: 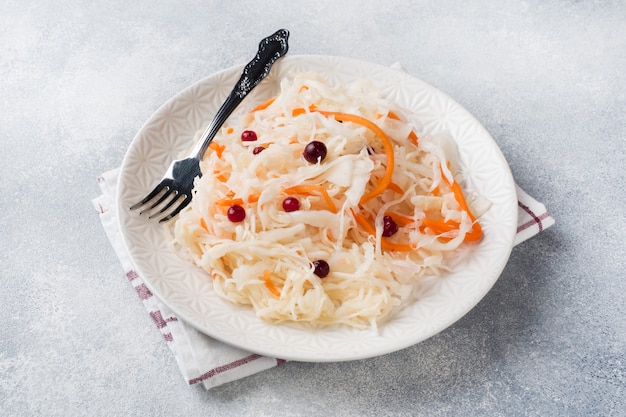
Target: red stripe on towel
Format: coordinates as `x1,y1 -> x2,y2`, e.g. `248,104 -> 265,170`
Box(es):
518,200 -> 544,233
517,211 -> 551,233
150,310 -> 178,329
126,270 -> 139,281
188,354 -> 264,385
150,311 -> 167,328
135,283 -> 153,300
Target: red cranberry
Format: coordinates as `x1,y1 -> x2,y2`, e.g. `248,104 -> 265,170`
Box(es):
312,260 -> 330,278
227,204 -> 246,222
382,215 -> 399,237
252,146 -> 265,155
241,130 -> 257,142
303,141 -> 327,163
282,197 -> 300,212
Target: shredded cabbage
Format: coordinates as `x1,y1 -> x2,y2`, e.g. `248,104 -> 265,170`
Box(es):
172,72 -> 489,329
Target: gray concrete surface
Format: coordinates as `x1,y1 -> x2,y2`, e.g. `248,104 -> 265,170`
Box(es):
1,1 -> 624,416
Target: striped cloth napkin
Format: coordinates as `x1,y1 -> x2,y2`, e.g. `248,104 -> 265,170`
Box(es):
92,168 -> 553,390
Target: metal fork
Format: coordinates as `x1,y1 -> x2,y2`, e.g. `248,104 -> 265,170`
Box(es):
130,29 -> 290,222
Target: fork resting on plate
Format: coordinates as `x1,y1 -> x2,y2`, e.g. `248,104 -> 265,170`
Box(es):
130,29 -> 289,222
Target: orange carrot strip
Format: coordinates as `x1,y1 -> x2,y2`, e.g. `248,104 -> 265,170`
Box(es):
226,127 -> 234,134
215,193 -> 260,207
388,111 -> 419,146
464,229 -> 482,241
263,269 -> 281,297
420,218 -> 482,242
385,212 -> 415,227
388,182 -> 404,195
283,185 -> 338,213
351,209 -> 374,232
380,236 -> 414,252
291,104 -> 317,117
438,166 -> 483,241
421,218 -> 458,233
350,210 -> 414,252
200,217 -> 208,231
251,96 -> 276,112
315,111 -> 395,205
216,197 -> 243,206
209,142 -> 226,158
387,111 -> 401,120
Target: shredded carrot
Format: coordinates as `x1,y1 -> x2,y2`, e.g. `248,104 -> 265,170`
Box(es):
421,218 -> 458,233
216,197 -> 243,207
350,209 -> 414,252
215,173 -> 229,183
200,217 -> 208,231
384,212 -> 415,227
420,166 -> 482,241
419,218 -> 461,242
387,111 -> 419,146
263,269 -> 281,297
388,182 -> 404,195
419,218 -> 481,242
351,208 -> 374,232
215,193 -> 260,207
440,166 -> 483,241
209,142 -> 226,158
226,127 -> 234,134
283,185 -> 337,213
252,96 -> 277,112
315,111 -> 395,205
387,111 -> 401,121
291,104 -> 317,117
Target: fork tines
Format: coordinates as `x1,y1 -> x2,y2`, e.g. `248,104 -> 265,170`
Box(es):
129,182 -> 191,223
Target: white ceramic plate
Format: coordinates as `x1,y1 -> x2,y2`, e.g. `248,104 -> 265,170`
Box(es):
117,55 -> 518,362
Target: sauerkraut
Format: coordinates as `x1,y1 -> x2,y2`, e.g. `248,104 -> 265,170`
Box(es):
172,72 -> 488,329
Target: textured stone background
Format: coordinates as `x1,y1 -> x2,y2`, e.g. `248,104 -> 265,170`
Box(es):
1,1 -> 624,416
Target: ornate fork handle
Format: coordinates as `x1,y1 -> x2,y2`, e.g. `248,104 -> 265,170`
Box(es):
193,29 -> 289,159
